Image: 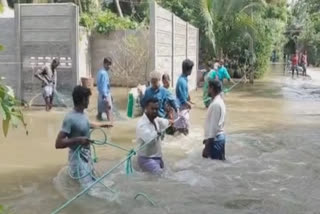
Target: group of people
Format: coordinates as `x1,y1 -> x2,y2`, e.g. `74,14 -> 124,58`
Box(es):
290,50 -> 308,78
139,59 -> 194,137
38,56 -> 227,187
136,59 -> 195,174
202,59 -> 234,108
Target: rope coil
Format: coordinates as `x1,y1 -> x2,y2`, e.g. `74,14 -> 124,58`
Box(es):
52,127 -> 160,214
125,149 -> 137,175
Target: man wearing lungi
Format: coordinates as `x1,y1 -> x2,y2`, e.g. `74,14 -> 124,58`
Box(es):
96,57 -> 113,122
136,98 -> 173,175
34,59 -> 60,111
55,86 -> 112,188
175,59 -> 194,135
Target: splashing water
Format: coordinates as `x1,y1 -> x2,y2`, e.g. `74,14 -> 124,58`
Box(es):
3,65 -> 320,214
27,90 -> 73,108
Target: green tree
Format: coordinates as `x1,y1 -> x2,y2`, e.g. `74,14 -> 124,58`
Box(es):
0,2 -> 27,137
80,10 -> 138,34
290,0 -> 320,65
0,204 -> 12,214
198,0 -> 267,55
0,2 -> 26,212
197,0 -> 287,78
0,2 -> 3,50
158,0 -> 287,78
0,81 -> 27,137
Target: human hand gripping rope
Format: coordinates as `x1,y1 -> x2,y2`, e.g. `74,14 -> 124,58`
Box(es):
52,122 -> 178,214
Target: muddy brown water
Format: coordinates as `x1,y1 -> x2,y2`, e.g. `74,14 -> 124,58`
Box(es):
1,64 -> 320,214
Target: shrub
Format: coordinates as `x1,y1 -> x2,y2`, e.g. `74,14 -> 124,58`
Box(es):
80,10 -> 138,35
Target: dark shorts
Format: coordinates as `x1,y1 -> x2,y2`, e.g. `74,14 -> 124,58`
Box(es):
202,134 -> 226,160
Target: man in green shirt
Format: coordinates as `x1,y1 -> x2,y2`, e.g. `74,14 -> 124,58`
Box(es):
217,60 -> 234,84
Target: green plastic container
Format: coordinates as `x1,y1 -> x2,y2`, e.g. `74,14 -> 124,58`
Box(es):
127,92 -> 134,118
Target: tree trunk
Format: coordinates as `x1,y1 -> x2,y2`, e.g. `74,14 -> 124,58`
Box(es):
249,67 -> 254,84
114,0 -> 123,17
249,32 -> 254,84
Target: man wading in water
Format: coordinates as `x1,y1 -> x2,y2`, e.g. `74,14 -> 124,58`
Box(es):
136,98 -> 174,175
175,59 -> 194,135
55,86 -> 111,188
34,59 -> 60,111
217,59 -> 235,85
301,50 -> 308,77
202,80 -> 226,160
96,57 -> 113,122
162,73 -> 176,135
291,51 -> 299,78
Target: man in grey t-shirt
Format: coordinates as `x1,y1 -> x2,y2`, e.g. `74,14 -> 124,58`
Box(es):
55,86 -> 112,188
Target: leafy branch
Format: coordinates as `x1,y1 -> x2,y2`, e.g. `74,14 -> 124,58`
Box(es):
80,10 -> 138,34
0,80 -> 28,137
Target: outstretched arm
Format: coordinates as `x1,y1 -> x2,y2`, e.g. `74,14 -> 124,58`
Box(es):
225,70 -> 235,84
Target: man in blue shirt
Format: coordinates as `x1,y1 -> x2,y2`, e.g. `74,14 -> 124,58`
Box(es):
96,57 -> 113,122
175,59 -> 194,135
217,59 -> 234,84
140,71 -> 178,118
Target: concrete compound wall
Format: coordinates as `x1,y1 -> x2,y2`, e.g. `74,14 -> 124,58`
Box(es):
0,3 -> 79,105
150,1 -> 199,90
186,24 -> 199,90
15,3 -> 79,104
91,30 -> 150,87
173,16 -> 186,89
0,18 -> 18,93
79,27 -> 91,79
0,2 -> 199,103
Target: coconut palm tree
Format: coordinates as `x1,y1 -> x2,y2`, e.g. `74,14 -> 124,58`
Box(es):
198,0 -> 267,57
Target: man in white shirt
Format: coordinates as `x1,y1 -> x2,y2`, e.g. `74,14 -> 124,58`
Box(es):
202,79 -> 226,160
136,98 -> 173,175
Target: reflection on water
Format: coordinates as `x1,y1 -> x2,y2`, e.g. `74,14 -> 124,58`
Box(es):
1,65 -> 320,214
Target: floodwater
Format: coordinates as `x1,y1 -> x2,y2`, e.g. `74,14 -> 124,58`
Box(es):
1,64 -> 320,214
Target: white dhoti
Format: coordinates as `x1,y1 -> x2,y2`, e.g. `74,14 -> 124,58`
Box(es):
42,84 -> 54,98
97,94 -> 113,114
174,106 -> 190,130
